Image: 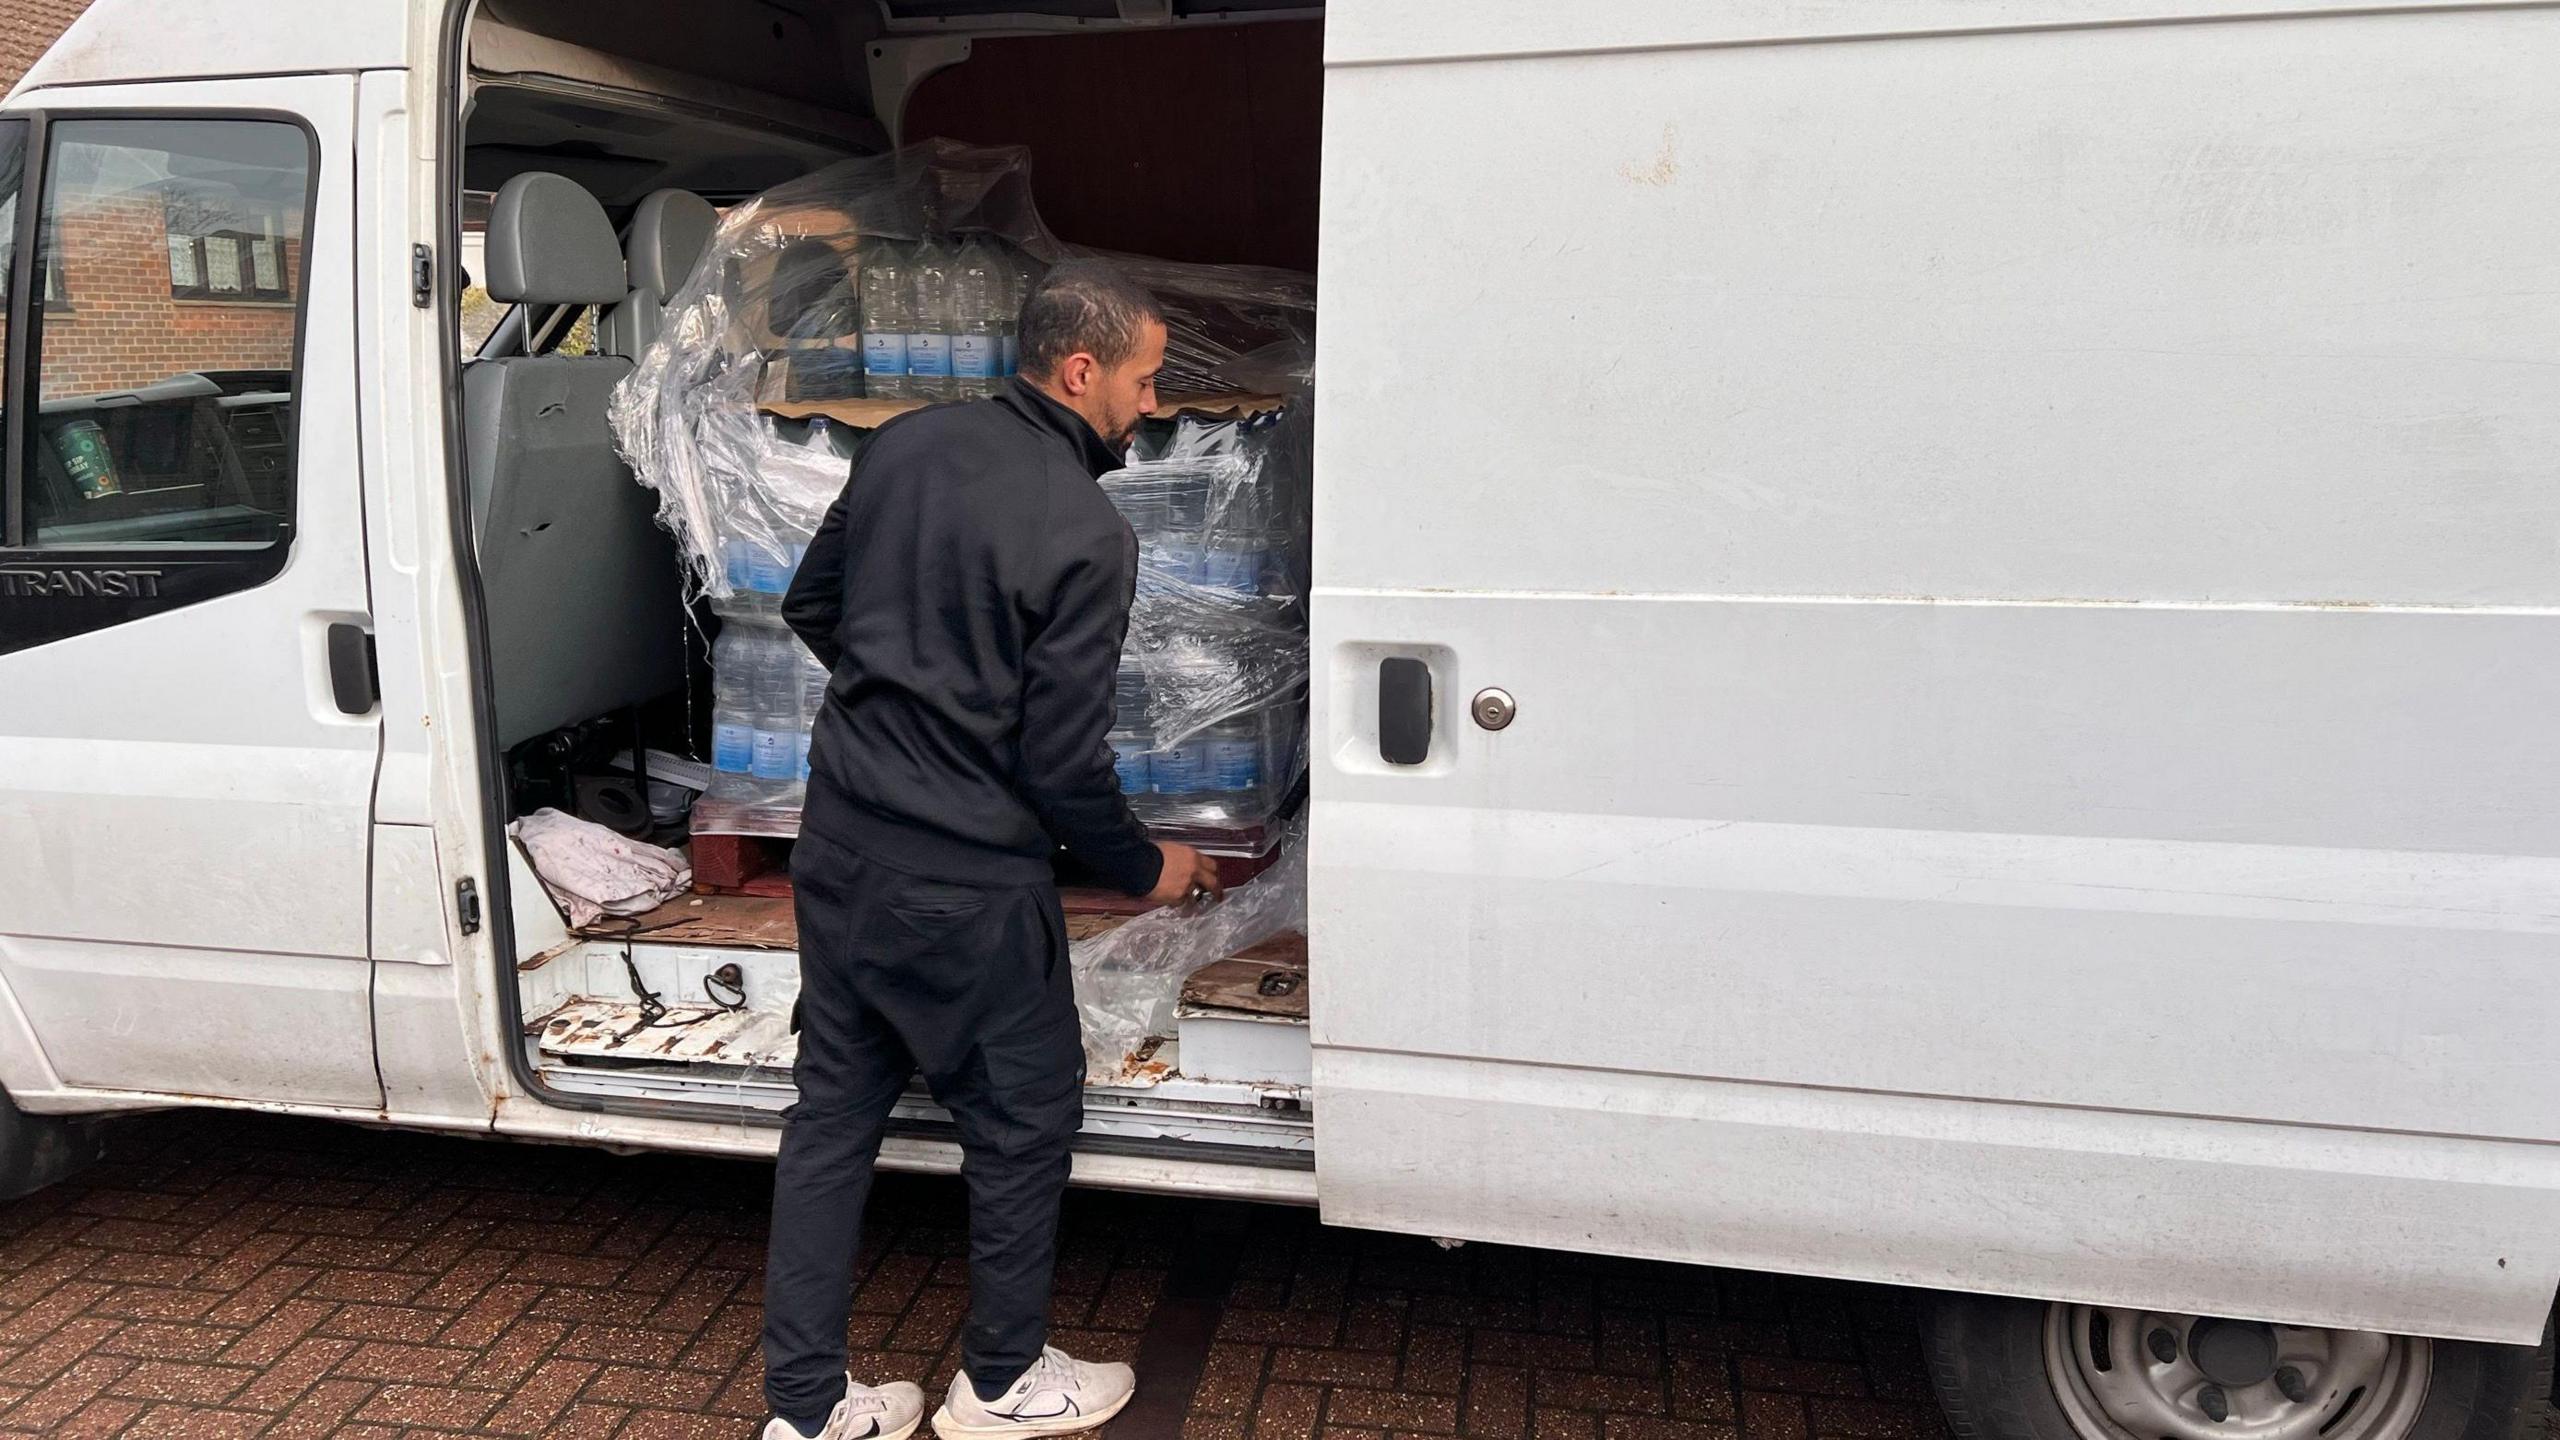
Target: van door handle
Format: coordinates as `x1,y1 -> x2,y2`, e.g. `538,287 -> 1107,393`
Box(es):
326,622 -> 379,716
1378,656 -> 1433,765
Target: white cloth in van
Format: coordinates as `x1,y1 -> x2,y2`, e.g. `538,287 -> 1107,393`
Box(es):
509,807 -> 692,928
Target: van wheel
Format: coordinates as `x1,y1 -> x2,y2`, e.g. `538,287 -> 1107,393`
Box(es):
0,1089 -> 99,1199
1922,1295 -> 2553,1440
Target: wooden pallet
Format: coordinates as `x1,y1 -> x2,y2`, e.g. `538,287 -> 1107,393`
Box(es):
587,892 -> 1306,975
689,831 -> 794,896
688,829 -> 1281,910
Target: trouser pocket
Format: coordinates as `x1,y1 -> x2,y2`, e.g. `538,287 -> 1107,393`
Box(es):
974,1011 -> 1085,1159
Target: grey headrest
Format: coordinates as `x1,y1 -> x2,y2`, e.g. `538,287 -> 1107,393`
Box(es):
626,189 -> 719,298
485,172 -> 625,307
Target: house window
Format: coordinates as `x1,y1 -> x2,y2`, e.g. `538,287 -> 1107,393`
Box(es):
163,183 -> 293,303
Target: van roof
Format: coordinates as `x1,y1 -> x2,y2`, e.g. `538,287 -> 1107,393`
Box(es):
12,0 -> 410,97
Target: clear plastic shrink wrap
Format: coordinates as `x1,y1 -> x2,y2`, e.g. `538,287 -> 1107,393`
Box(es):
1071,822 -> 1304,1083
607,139 -> 1313,843
1102,404 -> 1312,842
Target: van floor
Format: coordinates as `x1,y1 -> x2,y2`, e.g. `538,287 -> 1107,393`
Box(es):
517,893 -> 1314,1156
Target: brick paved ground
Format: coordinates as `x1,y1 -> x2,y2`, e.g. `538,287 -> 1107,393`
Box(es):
0,1111 -> 1955,1440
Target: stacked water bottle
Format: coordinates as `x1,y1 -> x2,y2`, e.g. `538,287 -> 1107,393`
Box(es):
1102,425 -> 1311,840
709,576 -> 828,816
1110,663 -> 1285,831
859,233 -> 1030,402
1119,455 -> 1290,600
703,419 -> 840,820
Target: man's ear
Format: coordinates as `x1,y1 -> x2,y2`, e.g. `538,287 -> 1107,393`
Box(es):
1059,352 -> 1096,396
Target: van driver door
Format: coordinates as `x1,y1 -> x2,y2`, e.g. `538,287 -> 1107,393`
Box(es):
0,76 -> 382,1110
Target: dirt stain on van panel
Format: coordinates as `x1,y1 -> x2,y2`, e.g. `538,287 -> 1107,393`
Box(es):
1622,123 -> 1680,187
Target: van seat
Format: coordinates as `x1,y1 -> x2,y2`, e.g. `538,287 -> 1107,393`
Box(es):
600,188 -> 719,361
465,172 -> 688,748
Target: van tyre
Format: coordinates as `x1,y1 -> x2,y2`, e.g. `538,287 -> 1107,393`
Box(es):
0,1088 -> 99,1200
1922,1294 -> 2553,1440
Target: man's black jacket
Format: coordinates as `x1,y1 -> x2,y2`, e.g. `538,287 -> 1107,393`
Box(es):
781,377 -> 1165,897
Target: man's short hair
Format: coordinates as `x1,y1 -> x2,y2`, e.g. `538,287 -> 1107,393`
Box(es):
1017,259 -> 1165,379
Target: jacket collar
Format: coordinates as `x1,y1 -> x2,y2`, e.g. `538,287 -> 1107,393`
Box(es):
996,376 -> 1123,479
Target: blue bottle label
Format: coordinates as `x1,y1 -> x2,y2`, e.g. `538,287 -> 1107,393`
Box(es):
751,729 -> 798,780
1151,742 -> 1209,793
1111,736 -> 1152,794
1207,735 -> 1261,792
797,732 -> 814,781
863,331 -> 908,376
1158,540 -> 1207,587
1001,333 -> 1019,375
747,547 -> 792,595
953,335 -> 999,379
906,334 -> 952,378
713,722 -> 754,774
1202,544 -> 1259,592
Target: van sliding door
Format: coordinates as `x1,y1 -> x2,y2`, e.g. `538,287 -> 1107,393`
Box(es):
0,77 -> 382,1110
1306,0 -> 2560,1344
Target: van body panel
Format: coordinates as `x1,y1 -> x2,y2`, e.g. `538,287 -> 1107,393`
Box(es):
12,0 -> 410,97
1319,12 -> 2560,607
353,67 -> 441,834
1323,0 -> 2557,66
1313,601 -> 2560,1141
1310,2 -> 2560,1343
486,1098 -> 1323,1206
1317,1050 -> 2560,1345
0,74 -> 385,1111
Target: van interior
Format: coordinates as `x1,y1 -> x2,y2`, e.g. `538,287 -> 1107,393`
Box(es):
460,0 -> 1324,1162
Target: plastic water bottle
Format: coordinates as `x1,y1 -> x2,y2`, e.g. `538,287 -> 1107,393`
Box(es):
950,238 -> 1002,399
905,240 -> 955,401
751,634 -> 802,788
997,247 -> 1023,377
1151,733 -> 1210,798
1114,665 -> 1150,731
710,628 -> 759,775
1205,715 -> 1264,802
1111,731 -> 1152,795
858,246 -> 909,399
1110,667 -> 1153,795
1202,524 -> 1262,593
1158,473 -> 1210,584
719,535 -> 759,616
798,652 -> 830,782
746,539 -> 795,612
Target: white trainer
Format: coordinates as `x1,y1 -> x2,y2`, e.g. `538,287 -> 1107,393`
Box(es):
765,1377 -> 928,1440
932,1346 -> 1137,1438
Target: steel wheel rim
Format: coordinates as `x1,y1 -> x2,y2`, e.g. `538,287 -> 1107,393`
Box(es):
2042,1306 -> 2431,1440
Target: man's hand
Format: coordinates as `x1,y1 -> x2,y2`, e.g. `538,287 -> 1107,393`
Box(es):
1146,841 -> 1224,908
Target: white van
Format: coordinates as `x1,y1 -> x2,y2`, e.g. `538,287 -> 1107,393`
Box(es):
2,2 -> 2554,1438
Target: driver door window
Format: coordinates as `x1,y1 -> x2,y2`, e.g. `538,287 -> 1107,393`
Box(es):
22,117 -> 309,552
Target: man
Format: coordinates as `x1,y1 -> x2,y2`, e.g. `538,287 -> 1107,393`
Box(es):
763,259 -> 1225,1440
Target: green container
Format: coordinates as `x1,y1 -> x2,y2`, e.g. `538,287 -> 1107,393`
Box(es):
51,419 -> 120,501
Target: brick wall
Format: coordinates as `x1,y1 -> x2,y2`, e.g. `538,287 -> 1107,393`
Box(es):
37,192 -> 300,396
0,0 -> 92,96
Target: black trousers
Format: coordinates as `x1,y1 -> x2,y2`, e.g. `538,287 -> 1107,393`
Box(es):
762,831 -> 1085,1424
